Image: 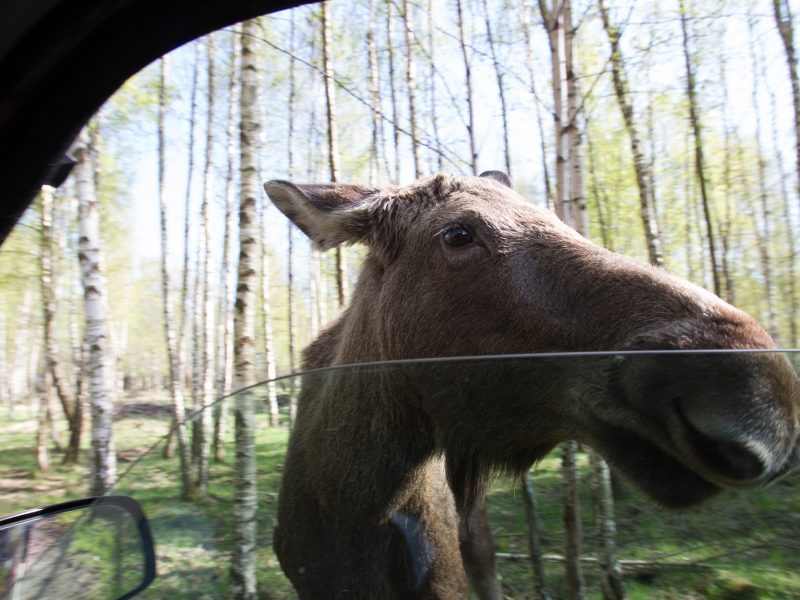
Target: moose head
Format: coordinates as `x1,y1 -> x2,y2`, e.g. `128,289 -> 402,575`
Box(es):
265,172 -> 800,598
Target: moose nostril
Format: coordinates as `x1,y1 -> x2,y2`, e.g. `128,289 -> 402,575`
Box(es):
714,440 -> 765,481
672,397 -> 768,482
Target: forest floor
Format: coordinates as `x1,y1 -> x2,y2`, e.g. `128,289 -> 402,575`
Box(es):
2,390 -> 800,599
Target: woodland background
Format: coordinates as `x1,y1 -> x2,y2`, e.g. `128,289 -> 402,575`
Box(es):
1,0 -> 800,598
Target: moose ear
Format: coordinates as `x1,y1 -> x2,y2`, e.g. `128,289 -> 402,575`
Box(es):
479,170 -> 513,189
264,180 -> 378,249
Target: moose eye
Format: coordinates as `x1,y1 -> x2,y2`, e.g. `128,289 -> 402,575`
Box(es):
442,224 -> 473,247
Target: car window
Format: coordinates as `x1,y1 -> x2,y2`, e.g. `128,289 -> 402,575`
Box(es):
1,0 -> 800,598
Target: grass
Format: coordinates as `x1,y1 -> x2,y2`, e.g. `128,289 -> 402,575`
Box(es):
2,393 -> 800,599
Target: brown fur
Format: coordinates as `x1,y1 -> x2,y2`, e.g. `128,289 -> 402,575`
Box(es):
265,173 -> 800,599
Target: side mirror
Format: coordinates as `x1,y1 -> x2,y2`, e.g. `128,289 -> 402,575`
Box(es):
0,496 -> 155,600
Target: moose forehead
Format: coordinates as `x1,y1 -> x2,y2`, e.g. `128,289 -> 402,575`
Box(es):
384,174 -> 569,240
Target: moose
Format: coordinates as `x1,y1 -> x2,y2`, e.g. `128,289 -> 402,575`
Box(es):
264,171 -> 800,599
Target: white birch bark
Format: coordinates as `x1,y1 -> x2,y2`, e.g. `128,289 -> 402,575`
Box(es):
589,451 -> 625,600
386,0 -> 402,180
75,127 -> 116,496
215,27 -> 240,461
231,18 -> 259,599
455,0 -> 478,174
401,0 -> 422,178
37,371 -> 51,472
367,0 -> 381,184
40,184 -> 83,463
561,440 -> 585,600
158,56 -> 195,498
287,14 -> 299,427
521,472 -> 552,600
598,0 -> 664,267
320,1 -> 348,308
260,240 -> 279,427
197,33 -> 217,495
482,0 -> 512,177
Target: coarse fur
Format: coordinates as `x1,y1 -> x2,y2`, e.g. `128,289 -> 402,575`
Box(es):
265,172 -> 800,599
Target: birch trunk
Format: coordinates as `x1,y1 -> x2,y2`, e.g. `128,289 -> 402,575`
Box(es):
590,451 -> 625,600
679,0 -> 721,296
39,185 -> 82,463
522,3 -> 553,209
215,28 -> 240,461
261,239 -> 279,427
563,0 -> 587,235
455,0 -> 478,174
401,0 -> 422,178
367,0 -> 381,184
165,41 -> 200,460
539,0 -> 569,222
197,34 -> 217,495
321,1 -> 348,308
521,472 -> 552,600
598,0 -> 664,267
773,0 -> 800,219
767,79 -> 799,347
191,241 -> 203,462
37,371 -> 51,472
746,18 -> 779,340
482,0 -> 512,177
75,127 -> 116,496
561,440 -> 584,600
157,57 -> 194,498
540,3 -> 587,595
287,14 -> 299,427
231,18 -> 259,599
426,0 -> 444,172
386,0 -> 401,180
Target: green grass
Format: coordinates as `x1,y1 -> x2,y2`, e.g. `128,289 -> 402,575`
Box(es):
3,398 -> 800,599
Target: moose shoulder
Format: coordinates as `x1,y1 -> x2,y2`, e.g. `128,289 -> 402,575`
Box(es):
264,172 -> 800,599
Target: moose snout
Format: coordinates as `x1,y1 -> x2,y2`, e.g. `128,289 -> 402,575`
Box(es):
674,395 -> 779,483
614,352 -> 800,488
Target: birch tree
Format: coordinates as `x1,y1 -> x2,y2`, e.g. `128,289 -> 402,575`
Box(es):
157,57 -> 194,498
40,184 -> 83,464
539,0 -> 586,231
679,0 -> 721,296
560,439 -> 584,600
773,0 -> 800,217
767,78 -> 799,348
598,0 -> 664,267
590,452 -> 625,600
261,223 -> 279,427
215,28 -> 240,460
36,371 -> 51,472
747,17 -> 778,340
386,0 -> 402,180
521,472 -> 552,600
521,2 -> 553,208
401,0 -> 422,178
321,1 -> 348,308
287,15 -> 299,426
482,0 -> 512,177
74,127 -> 116,496
539,3 -> 597,596
367,0 -> 382,185
165,42 -> 200,460
37,188 -> 56,472
455,0 -> 478,174
197,34 -> 217,494
231,18 -> 259,599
